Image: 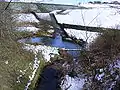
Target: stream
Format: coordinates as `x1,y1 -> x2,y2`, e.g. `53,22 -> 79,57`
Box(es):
20,34 -> 120,90
18,35 -> 81,58
19,34 -> 85,90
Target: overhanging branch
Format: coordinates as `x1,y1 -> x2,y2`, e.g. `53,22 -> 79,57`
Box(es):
4,0 -> 12,10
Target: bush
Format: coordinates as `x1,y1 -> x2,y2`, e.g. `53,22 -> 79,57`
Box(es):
90,30 -> 120,62
79,30 -> 120,90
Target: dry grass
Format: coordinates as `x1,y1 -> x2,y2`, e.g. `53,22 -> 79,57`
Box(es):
0,2 -> 35,90
79,30 -> 120,68
89,30 -> 120,64
79,30 -> 120,90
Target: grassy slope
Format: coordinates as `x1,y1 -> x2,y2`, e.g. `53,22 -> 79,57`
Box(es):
0,2 -> 52,90
0,39 -> 34,90
0,2 -> 35,90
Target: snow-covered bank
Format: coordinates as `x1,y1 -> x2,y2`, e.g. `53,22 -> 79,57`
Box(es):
16,13 -> 51,23
22,44 -> 58,90
25,54 -> 40,90
17,26 -> 40,33
15,13 -> 39,22
65,29 -> 98,44
23,44 -> 58,61
61,75 -> 85,90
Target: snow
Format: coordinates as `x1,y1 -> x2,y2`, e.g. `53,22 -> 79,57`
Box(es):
16,6 -> 120,30
102,0 -> 120,3
109,4 -> 120,8
23,44 -> 59,61
114,60 -> 120,68
5,61 -> 8,64
79,3 -> 110,8
16,14 -> 39,23
18,38 -> 59,90
65,29 -> 98,44
17,26 -> 39,33
25,54 -> 40,90
96,73 -> 105,81
61,75 -> 85,90
16,13 -> 51,22
17,70 -> 26,83
109,59 -> 120,71
55,7 -> 120,29
23,44 -> 59,90
50,10 -> 62,14
79,3 -> 120,8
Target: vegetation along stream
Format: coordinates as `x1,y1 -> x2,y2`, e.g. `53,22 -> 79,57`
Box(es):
18,33 -> 85,90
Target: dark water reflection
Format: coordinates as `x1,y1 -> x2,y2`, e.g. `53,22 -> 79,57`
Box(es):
36,67 -> 61,90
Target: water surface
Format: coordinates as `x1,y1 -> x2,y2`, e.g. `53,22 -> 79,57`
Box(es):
18,36 -> 81,57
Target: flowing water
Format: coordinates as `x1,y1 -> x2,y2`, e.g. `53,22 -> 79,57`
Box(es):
21,35 -> 120,90
19,35 -> 85,90
18,35 -> 81,58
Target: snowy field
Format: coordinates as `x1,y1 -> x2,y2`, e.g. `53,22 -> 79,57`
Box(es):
16,3 -> 120,30
15,14 -> 39,23
55,6 -> 120,29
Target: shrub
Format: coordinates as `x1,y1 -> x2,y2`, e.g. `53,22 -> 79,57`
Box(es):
89,30 -> 120,62
80,30 -> 120,90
